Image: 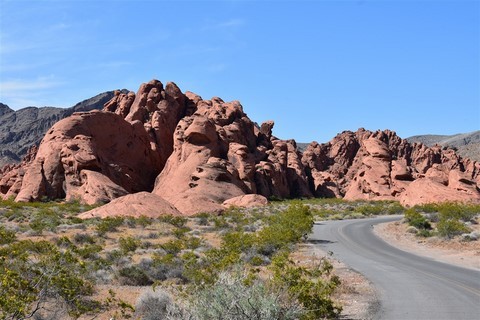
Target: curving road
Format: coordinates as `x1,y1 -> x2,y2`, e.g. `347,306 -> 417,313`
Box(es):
310,216 -> 480,320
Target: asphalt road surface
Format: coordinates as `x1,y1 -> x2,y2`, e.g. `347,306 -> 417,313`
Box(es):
310,216 -> 480,320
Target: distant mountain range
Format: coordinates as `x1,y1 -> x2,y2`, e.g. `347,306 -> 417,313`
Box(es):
406,131 -> 480,162
0,92 -> 118,167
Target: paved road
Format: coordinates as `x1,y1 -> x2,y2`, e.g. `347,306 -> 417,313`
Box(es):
310,216 -> 480,320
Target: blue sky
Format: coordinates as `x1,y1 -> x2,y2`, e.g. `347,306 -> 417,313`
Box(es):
0,0 -> 478,143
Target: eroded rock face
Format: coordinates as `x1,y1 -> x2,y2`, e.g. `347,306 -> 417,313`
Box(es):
4,80 -> 311,214
14,111 -> 160,204
153,97 -> 311,215
302,129 -> 480,206
3,79 -> 479,215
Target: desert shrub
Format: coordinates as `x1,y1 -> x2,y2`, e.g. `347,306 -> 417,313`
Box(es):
54,236 -> 73,248
193,212 -> 210,226
173,227 -> 191,239
356,203 -> 383,215
255,204 -> 313,255
0,240 -> 95,319
146,231 -> 160,239
118,265 -> 153,286
73,232 -> 96,245
95,217 -> 124,236
184,236 -> 203,250
437,202 -> 480,222
343,212 -> 365,219
159,215 -> 188,228
212,216 -> 230,230
160,239 -> 185,255
417,229 -> 432,237
136,215 -> 154,228
135,288 -> 175,320
189,271 -> 303,320
29,208 -> 62,234
414,203 -> 439,213
0,225 -> 16,245
404,209 -> 431,230
386,202 -> 405,215
311,208 -> 337,220
75,244 -> 103,259
328,213 -> 344,220
436,219 -> 471,239
270,252 -> 342,320
119,236 -> 141,254
150,253 -> 187,282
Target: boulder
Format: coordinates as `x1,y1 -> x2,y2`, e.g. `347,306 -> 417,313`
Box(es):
223,194 -> 269,208
78,192 -> 181,219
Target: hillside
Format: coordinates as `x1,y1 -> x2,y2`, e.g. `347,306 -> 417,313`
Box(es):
0,91 -> 119,167
407,131 -> 480,162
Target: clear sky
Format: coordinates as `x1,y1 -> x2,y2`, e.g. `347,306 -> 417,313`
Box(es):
0,0 -> 479,143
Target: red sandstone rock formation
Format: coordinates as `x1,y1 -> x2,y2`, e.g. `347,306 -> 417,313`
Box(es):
301,128 -> 480,206
78,192 -> 181,219
0,145 -> 38,199
2,79 -> 479,215
152,96 -> 311,215
223,194 -> 269,209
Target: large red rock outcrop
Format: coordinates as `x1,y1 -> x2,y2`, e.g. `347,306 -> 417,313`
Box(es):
3,79 -> 479,215
302,129 -> 480,206
15,111 -> 160,204
153,96 -> 311,215
2,80 -> 311,214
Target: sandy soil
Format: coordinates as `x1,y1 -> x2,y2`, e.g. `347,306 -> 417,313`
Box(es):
374,220 -> 480,271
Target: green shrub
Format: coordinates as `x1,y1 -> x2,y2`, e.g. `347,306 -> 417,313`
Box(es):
29,208 -> 62,233
436,219 -> 470,239
0,240 -> 95,319
188,271 -> 303,320
118,266 -> 153,286
356,204 -> 383,215
119,236 -> 141,254
159,215 -> 188,228
136,215 -> 153,228
437,202 -> 479,222
160,239 -> 184,255
270,252 -> 342,320
0,226 -> 16,245
404,209 -> 431,230
73,232 -> 96,245
417,229 -> 432,238
173,226 -> 191,239
75,244 -> 103,259
95,217 -> 124,236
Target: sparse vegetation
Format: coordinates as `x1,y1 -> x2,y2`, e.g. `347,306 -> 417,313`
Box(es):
0,198 -> 424,318
403,202 -> 480,239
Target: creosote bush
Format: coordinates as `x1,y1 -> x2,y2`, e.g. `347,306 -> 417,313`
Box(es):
408,202 -> 479,239
404,209 -> 431,230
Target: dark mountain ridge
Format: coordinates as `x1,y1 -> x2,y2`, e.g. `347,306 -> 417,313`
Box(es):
407,131 -> 480,162
0,91 -> 122,167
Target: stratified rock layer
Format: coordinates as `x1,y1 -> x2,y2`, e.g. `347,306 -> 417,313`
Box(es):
2,79 -> 480,215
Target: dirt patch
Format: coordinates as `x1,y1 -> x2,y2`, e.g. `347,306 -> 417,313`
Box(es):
298,243 -> 378,320
374,220 -> 480,270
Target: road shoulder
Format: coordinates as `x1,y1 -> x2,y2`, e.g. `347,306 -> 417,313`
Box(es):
373,220 -> 480,270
